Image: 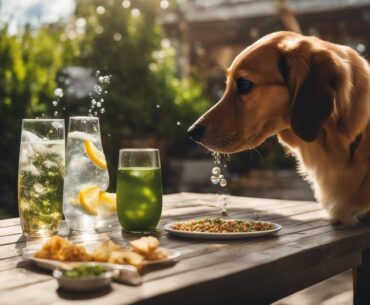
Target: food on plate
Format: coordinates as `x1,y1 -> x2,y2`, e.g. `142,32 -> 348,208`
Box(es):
63,264 -> 107,278
170,218 -> 275,233
34,235 -> 168,268
34,236 -> 91,261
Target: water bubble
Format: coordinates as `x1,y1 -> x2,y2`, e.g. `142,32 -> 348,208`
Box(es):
100,108 -> 105,114
96,5 -> 105,15
91,99 -> 97,105
94,84 -> 102,94
97,102 -> 102,108
156,104 -> 160,108
54,88 -> 63,97
113,33 -> 122,42
53,111 -> 58,117
131,8 -> 141,17
52,100 -> 58,106
176,121 -> 181,126
122,0 -> 131,8
220,178 -> 227,187
98,76 -> 104,83
211,175 -> 219,185
212,167 -> 221,176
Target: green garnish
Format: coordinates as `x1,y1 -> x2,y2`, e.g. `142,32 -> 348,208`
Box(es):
64,264 -> 107,278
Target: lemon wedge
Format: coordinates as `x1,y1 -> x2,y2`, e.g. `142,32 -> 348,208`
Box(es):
99,192 -> 117,212
84,140 -> 107,170
79,186 -> 101,215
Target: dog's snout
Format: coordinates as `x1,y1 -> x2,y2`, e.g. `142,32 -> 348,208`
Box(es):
188,124 -> 206,142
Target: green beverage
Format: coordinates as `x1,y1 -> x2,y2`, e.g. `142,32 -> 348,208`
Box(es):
117,167 -> 162,232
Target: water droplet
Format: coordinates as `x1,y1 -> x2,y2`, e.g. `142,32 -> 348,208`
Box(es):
103,76 -> 110,83
91,105 -> 95,109
94,111 -> 98,116
98,76 -> 104,83
212,167 -> 221,176
156,104 -> 160,108
41,113 -> 45,117
219,174 -> 224,180
96,70 -> 101,77
220,179 -> 227,187
221,209 -> 228,216
91,99 -> 97,105
160,0 -> 170,10
97,102 -> 102,108
62,107 -> 66,110
94,84 -> 102,94
53,111 -> 58,117
131,8 -> 141,17
108,133 -> 111,137
52,100 -> 58,106
113,33 -> 122,42
54,88 -> 63,97
96,5 -> 105,15
211,175 -> 219,185
122,0 -> 131,8
100,98 -> 104,103
176,121 -> 181,126
104,90 -> 108,94
100,108 -> 105,113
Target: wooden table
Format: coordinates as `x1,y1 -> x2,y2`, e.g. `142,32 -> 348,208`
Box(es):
1,193 -> 370,305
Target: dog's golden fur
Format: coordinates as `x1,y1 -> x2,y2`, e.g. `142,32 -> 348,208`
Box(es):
191,31 -> 370,224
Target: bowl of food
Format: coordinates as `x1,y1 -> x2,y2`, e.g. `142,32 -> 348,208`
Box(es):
53,263 -> 113,291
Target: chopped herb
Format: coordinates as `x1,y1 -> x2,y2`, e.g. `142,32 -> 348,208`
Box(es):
64,264 -> 107,278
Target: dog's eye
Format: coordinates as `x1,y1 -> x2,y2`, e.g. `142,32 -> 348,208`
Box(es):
237,78 -> 254,94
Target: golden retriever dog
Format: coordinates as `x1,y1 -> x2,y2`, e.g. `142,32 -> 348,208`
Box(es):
188,31 -> 370,225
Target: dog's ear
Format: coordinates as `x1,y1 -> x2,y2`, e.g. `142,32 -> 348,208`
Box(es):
278,40 -> 337,142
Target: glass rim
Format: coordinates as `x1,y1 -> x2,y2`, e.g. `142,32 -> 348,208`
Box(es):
69,116 -> 99,120
22,118 -> 64,122
119,148 -> 159,153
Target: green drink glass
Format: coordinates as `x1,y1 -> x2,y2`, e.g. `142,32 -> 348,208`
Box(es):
116,149 -> 163,233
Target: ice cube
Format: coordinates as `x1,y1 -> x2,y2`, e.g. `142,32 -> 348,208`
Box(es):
51,121 -> 64,129
22,131 -> 41,143
67,131 -> 96,142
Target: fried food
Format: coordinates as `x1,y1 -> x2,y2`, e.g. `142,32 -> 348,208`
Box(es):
34,236 -> 91,261
33,235 -> 167,268
130,236 -> 160,255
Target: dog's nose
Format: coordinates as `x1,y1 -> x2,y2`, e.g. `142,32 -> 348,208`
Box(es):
188,124 -> 206,142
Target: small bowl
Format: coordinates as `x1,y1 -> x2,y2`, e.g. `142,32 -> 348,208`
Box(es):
53,265 -> 114,292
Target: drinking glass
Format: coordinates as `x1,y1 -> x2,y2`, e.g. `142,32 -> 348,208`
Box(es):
63,116 -> 110,231
18,119 -> 65,237
116,149 -> 163,233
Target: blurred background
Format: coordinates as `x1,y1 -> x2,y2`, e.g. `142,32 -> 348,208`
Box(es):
0,0 -> 370,220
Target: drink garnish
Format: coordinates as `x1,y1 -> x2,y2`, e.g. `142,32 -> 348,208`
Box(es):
83,140 -> 107,170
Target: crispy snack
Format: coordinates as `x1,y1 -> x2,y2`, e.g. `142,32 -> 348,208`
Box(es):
34,236 -> 167,268
108,250 -> 144,268
130,236 -> 160,255
34,236 -> 91,261
145,248 -> 168,261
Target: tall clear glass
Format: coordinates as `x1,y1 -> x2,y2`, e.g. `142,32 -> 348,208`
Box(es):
18,119 -> 65,237
63,116 -> 110,231
116,149 -> 163,233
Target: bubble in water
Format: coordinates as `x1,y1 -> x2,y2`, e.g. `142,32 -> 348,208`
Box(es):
53,111 -> 58,117
97,102 -> 102,108
212,167 -> 221,176
98,76 -> 104,83
220,178 -> 227,187
54,88 -> 63,97
100,108 -> 105,114
91,99 -> 97,105
52,100 -> 58,106
176,121 -> 181,126
156,104 -> 160,108
211,175 -> 219,184
94,84 -> 102,94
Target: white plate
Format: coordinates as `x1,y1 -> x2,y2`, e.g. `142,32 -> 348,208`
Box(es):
164,219 -> 282,240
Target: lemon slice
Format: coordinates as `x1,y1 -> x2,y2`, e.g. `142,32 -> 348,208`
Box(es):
99,192 -> 117,211
79,186 -> 101,215
84,140 -> 107,170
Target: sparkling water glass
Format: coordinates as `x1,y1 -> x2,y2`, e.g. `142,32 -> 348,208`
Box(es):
116,149 -> 163,233
63,116 -> 111,231
18,119 -> 65,237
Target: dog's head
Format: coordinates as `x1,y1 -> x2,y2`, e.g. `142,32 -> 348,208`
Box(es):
188,31 -> 340,153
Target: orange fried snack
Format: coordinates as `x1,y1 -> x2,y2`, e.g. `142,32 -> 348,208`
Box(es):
34,236 -> 91,261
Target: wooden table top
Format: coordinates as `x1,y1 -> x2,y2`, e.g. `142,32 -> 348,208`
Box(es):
2,192 -> 370,305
